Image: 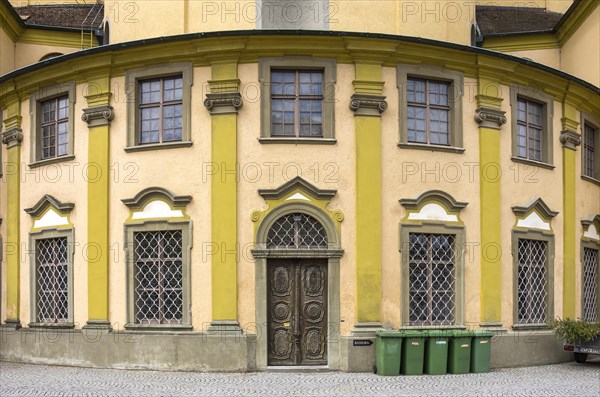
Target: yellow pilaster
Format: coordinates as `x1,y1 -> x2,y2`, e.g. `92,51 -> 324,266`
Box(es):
350,61 -> 387,333
560,100 -> 581,319
82,75 -> 114,330
475,68 -> 507,327
1,100 -> 23,329
205,60 -> 243,332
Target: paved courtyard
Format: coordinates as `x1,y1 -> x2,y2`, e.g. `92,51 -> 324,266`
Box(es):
0,360 -> 599,397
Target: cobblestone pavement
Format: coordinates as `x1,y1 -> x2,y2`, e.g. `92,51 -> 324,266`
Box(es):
1,360 -> 599,397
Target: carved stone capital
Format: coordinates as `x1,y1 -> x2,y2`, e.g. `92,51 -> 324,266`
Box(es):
2,128 -> 23,148
349,94 -> 388,117
204,92 -> 243,115
81,105 -> 114,127
474,107 -> 507,130
560,130 -> 581,150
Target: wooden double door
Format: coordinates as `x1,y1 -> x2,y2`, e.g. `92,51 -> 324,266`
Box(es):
267,258 -> 328,366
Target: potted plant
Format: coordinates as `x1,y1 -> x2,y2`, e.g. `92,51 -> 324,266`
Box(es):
549,318 -> 600,363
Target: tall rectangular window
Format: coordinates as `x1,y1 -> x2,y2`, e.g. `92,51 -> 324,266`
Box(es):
270,70 -> 323,138
517,239 -> 548,324
408,233 -> 456,326
35,237 -> 69,323
583,247 -> 598,322
138,76 -> 183,144
516,98 -> 544,162
406,78 -> 450,146
584,122 -> 598,179
134,230 -> 183,325
40,95 -> 69,160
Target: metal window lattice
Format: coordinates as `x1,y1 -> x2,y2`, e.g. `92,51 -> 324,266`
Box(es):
36,237 -> 69,323
267,213 -> 328,249
408,233 -> 456,326
517,239 -> 548,324
134,231 -> 183,324
583,248 -> 599,322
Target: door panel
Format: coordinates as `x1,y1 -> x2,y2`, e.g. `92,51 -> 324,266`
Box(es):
267,258 -> 327,366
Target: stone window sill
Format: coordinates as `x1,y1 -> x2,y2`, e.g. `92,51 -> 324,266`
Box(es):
124,141 -> 192,153
510,156 -> 555,170
258,137 -> 337,145
398,142 -> 465,154
28,322 -> 75,329
511,323 -> 550,331
28,155 -> 76,169
581,175 -> 600,186
124,323 -> 193,331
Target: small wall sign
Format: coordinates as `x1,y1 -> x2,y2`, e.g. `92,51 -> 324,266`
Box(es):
353,340 -> 374,347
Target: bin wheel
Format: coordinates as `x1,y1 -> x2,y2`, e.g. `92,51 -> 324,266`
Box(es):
373,365 -> 377,374
574,353 -> 588,363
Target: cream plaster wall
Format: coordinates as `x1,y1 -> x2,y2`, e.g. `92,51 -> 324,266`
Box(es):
17,85 -> 89,327
236,62 -> 358,335
561,4 -> 600,87
506,48 -> 561,70
0,138 -> 6,322
575,111 -> 600,319
14,42 -> 80,71
107,68 -> 214,330
499,92 -> 565,327
381,73 -> 482,329
0,27 -> 15,75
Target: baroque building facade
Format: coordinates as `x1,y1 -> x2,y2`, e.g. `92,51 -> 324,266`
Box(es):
0,0 -> 599,371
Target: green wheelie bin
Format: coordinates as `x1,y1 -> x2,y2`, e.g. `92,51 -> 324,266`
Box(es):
424,330 -> 450,375
470,330 -> 494,373
375,331 -> 403,376
448,330 -> 472,374
400,331 -> 425,375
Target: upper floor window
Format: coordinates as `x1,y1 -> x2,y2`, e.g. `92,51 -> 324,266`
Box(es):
397,65 -> 464,153
583,120 -> 600,181
259,57 -> 336,143
510,85 -> 554,168
125,63 -> 192,152
138,76 -> 183,144
407,78 -> 451,146
270,70 -> 323,138
29,83 -> 76,167
40,95 -> 69,160
516,97 -> 544,162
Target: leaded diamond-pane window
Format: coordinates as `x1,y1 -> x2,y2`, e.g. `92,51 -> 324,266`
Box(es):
408,233 -> 456,326
267,213 -> 328,249
134,230 -> 183,324
517,239 -> 548,324
583,248 -> 599,322
36,237 -> 69,323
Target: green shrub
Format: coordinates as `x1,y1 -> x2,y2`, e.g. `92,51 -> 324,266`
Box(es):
549,318 -> 600,344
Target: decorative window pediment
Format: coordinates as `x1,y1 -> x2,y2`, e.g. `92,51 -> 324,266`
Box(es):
582,215 -> 600,241
399,190 -> 467,224
25,195 -> 74,231
122,187 -> 192,223
252,177 -> 343,253
512,198 -> 558,232
258,176 -> 336,202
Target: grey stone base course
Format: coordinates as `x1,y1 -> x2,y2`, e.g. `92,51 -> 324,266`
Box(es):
490,330 -> 572,368
0,328 -> 256,372
0,328 -> 570,372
